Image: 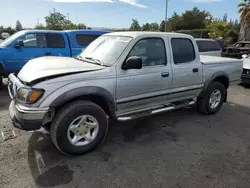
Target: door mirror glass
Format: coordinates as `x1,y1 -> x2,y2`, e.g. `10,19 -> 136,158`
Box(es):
123,56 -> 142,70
15,40 -> 24,48
242,54 -> 248,59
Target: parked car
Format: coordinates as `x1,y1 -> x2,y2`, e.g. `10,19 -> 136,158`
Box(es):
8,32 -> 243,155
0,29 -> 109,86
242,54 -> 250,83
195,38 -> 222,57
222,41 -> 250,59
215,39 -> 227,50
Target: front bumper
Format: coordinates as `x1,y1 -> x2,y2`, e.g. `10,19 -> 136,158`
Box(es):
9,100 -> 48,131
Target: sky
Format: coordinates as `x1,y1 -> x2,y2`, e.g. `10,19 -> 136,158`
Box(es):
0,0 -> 242,29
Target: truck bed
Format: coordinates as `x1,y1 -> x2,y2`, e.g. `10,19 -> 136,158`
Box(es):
200,55 -> 243,83
200,55 -> 242,64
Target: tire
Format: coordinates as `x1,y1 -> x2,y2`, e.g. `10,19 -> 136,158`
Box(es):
197,82 -> 226,115
50,100 -> 109,155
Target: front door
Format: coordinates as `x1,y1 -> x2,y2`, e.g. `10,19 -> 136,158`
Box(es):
13,33 -> 49,71
116,37 -> 172,114
11,33 -> 70,73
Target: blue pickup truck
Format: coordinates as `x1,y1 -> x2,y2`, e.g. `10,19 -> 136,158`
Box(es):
0,29 -> 109,85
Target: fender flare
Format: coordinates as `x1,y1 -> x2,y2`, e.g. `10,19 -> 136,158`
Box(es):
200,71 -> 229,98
50,86 -> 116,118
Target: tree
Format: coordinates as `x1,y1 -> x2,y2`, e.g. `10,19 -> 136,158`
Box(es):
168,12 -> 181,31
45,8 -> 68,30
130,19 -> 141,31
35,24 -> 46,30
238,0 -> 250,41
15,20 -> 23,31
77,23 -> 87,29
142,23 -> 151,31
159,21 -> 165,32
175,7 -> 210,30
223,13 -> 228,22
207,21 -> 230,39
150,22 -> 159,31
44,9 -> 88,30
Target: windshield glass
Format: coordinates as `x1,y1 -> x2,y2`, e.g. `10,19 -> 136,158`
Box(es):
79,35 -> 132,67
0,31 -> 25,47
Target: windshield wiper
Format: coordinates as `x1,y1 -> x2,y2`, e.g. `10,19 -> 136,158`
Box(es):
74,55 -> 84,61
85,57 -> 109,67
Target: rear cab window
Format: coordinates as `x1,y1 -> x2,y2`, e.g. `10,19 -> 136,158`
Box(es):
76,35 -> 100,46
46,33 -> 65,48
196,40 -> 221,52
171,38 -> 195,64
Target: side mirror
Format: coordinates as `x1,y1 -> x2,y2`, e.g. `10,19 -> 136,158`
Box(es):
123,56 -> 142,70
15,40 -> 24,48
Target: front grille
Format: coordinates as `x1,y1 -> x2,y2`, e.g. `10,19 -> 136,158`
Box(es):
243,69 -> 250,75
8,81 -> 16,99
8,74 -> 26,100
242,69 -> 250,78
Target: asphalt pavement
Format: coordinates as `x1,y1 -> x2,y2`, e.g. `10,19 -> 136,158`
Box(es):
1,84 -> 250,188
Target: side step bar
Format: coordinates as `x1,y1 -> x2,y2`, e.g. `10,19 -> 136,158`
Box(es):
117,98 -> 196,121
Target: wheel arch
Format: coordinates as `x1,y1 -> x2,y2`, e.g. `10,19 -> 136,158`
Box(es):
50,86 -> 116,119
200,71 -> 229,100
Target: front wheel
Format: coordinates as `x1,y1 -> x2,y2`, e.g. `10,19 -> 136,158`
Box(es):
197,82 -> 226,115
50,101 -> 109,155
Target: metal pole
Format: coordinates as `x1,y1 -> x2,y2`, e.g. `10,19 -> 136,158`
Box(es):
165,0 -> 168,32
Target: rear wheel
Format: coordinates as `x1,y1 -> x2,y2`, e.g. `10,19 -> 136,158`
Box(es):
197,82 -> 226,115
50,100 -> 109,155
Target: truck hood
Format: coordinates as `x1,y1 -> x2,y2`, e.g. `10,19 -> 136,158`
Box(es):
243,58 -> 250,69
18,56 -> 104,83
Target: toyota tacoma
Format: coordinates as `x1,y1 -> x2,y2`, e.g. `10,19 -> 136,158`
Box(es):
8,32 -> 243,155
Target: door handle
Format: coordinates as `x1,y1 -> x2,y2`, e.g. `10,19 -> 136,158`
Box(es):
44,52 -> 52,56
193,68 -> 199,73
161,72 -> 169,77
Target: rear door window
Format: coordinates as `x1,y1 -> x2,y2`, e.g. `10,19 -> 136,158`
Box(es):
76,34 -> 99,46
171,38 -> 195,64
46,34 -> 65,48
196,40 -> 221,52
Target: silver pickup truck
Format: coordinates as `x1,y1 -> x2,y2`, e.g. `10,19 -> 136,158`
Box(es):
8,32 -> 243,155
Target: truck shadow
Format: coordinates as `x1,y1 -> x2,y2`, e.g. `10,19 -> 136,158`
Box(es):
0,86 -> 11,110
240,83 -> 250,89
27,107 -> 196,187
27,103 -> 250,188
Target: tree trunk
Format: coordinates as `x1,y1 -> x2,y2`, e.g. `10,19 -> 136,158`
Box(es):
239,23 -> 250,41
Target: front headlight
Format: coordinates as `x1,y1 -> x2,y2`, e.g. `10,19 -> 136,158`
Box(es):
17,88 -> 44,104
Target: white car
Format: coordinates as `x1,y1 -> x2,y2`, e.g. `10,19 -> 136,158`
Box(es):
196,38 -> 222,57
242,55 -> 250,83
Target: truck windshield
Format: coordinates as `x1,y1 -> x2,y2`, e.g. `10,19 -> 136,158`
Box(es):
79,35 -> 132,67
0,31 -> 25,47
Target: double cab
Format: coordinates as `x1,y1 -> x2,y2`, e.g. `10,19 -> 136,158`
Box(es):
0,29 -> 109,85
8,32 -> 243,155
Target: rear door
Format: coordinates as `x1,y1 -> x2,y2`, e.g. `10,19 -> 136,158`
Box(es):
45,33 -> 70,57
170,37 -> 203,101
